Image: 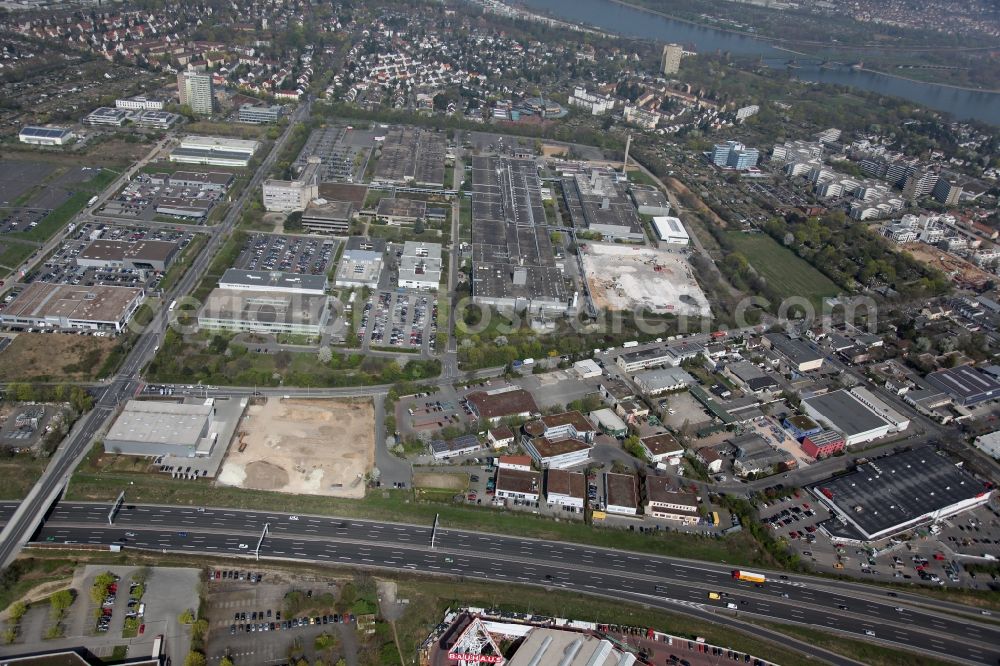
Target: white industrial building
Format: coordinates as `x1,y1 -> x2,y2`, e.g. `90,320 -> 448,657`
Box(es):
18,126 -> 75,145
974,431 -> 1000,460
170,136 -> 260,168
802,389 -> 903,446
105,400 -> 217,458
632,367 -> 696,395
652,216 -> 690,245
397,241 -> 442,290
573,358 -> 602,378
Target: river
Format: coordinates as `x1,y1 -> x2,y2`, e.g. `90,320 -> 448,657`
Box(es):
516,0 -> 1000,126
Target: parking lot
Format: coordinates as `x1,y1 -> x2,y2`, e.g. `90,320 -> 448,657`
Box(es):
0,207 -> 50,233
28,222 -> 192,291
203,569 -> 360,665
235,233 -> 335,275
360,290 -> 434,352
103,173 -> 226,223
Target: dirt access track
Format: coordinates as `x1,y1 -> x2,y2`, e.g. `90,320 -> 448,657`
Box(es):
218,397 -> 374,499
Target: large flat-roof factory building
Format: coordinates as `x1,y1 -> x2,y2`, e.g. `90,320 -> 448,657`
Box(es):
170,136 -> 261,168
812,447 -> 991,541
470,155 -> 572,315
0,283 -> 143,332
561,166 -> 644,242
801,388 -> 907,446
76,239 -> 181,272
373,126 -> 446,187
105,400 -> 215,457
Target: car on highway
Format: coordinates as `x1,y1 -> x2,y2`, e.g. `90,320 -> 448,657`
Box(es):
238,543 -> 249,549
289,515 -> 299,521
125,532 -> 136,537
864,630 -> 875,637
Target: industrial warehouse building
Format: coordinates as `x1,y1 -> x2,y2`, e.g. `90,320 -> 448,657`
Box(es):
812,447 -> 991,541
76,239 -> 181,272
19,126 -> 75,146
632,367 -> 696,395
651,216 -> 690,245
544,469 -> 586,509
105,400 -> 216,457
0,283 -> 143,332
802,388 -> 906,446
926,365 -> 1000,407
170,136 -> 260,167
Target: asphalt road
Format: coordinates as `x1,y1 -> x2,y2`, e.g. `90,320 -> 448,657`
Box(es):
25,501 -> 1000,666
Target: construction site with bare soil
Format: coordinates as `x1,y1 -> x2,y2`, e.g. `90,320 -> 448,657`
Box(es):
217,397 -> 374,499
580,242 -> 711,317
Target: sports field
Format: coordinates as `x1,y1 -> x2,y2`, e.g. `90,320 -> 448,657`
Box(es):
726,232 -> 839,306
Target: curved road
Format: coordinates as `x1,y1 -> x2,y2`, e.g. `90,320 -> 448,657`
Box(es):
19,501 -> 1000,666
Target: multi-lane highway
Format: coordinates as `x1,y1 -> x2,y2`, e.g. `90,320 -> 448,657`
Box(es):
22,501 -> 1000,666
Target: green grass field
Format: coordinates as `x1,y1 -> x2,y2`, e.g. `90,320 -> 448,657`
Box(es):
726,232 -> 840,306
0,240 -> 37,276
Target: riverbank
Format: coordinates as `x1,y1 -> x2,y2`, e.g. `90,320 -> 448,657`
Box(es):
604,0 -> 995,54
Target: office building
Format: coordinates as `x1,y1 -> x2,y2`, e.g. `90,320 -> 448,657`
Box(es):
494,467 -> 541,503
645,477 -> 699,524
18,126 -> 74,146
397,241 -> 442,290
661,43 -> 683,75
465,387 -> 538,424
116,96 -> 164,111
198,289 -> 331,336
135,110 -> 180,129
712,141 -> 759,171
639,433 -> 684,463
603,472 -> 639,515
170,136 -> 260,168
522,436 -> 591,469
263,158 -> 321,213
238,104 -> 284,124
84,107 -> 128,126
543,469 -> 586,509
334,237 -> 385,288
219,269 -> 327,296
812,447 -> 991,541
177,71 -> 214,115
0,283 -> 143,332
800,430 -> 845,458
104,400 -> 216,457
301,199 -> 354,234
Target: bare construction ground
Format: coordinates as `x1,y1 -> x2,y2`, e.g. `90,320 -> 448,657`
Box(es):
218,398 -> 374,498
581,243 -> 710,317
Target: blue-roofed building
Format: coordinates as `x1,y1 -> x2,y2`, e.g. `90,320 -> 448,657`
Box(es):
19,125 -> 75,146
